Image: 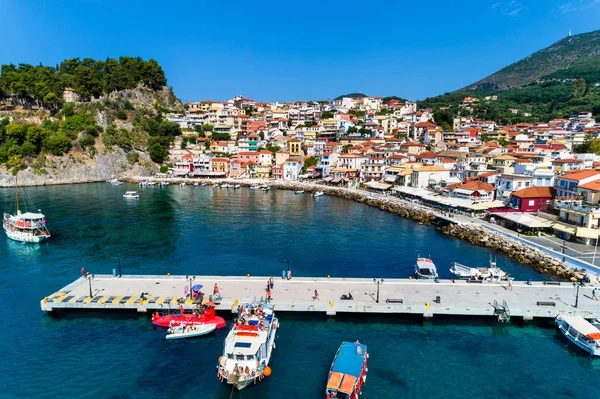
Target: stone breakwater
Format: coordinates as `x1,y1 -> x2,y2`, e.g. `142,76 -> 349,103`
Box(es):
440,223 -> 590,282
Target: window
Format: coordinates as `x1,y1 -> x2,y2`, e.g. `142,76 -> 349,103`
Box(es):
528,200 -> 535,206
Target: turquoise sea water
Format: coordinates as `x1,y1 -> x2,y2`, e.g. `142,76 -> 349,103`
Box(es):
1,183 -> 599,398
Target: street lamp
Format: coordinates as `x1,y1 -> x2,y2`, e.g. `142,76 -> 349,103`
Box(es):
561,239 -> 567,262
284,258 -> 292,273
186,275 -> 196,298
574,283 -> 580,308
373,278 -> 384,304
87,274 -> 95,298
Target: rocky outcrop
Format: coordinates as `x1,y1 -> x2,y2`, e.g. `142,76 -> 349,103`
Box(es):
0,150 -> 154,187
98,84 -> 184,113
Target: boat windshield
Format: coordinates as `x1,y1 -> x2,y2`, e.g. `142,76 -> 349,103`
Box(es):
419,268 -> 433,275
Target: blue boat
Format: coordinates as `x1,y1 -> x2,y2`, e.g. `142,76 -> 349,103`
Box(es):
326,341 -> 368,399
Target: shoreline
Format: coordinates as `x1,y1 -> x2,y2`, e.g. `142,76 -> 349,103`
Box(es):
122,175 -> 598,282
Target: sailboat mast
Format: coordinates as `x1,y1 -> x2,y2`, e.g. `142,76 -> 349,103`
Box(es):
15,173 -> 18,214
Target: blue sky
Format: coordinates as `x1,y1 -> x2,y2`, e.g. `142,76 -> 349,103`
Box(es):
1,0 -> 599,102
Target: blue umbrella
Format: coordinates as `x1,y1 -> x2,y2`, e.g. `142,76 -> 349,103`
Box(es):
192,284 -> 203,291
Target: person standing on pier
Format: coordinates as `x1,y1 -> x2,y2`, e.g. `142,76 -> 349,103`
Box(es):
593,288 -> 598,301
313,290 -> 319,300
81,267 -> 85,277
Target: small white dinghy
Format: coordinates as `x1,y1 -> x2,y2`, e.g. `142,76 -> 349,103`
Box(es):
313,191 -> 324,197
165,322 -> 217,340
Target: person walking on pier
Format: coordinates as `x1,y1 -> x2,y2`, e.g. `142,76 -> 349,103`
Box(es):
593,288 -> 598,301
81,267 -> 85,277
508,278 -> 513,291
313,290 -> 319,301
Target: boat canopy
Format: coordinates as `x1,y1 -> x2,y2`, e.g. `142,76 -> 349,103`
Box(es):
327,371 -> 343,390
18,212 -> 45,220
331,342 -> 366,378
339,375 -> 357,394
562,316 -> 600,339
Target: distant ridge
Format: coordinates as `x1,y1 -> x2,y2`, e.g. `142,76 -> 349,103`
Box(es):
464,29 -> 600,91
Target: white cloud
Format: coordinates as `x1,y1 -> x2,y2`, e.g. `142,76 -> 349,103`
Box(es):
501,1 -> 524,16
559,0 -> 600,13
491,2 -> 500,8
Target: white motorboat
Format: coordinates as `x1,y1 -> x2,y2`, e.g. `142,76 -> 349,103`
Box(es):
450,258 -> 507,281
123,191 -> 140,199
217,303 -> 279,390
313,191 -> 324,197
194,182 -> 199,187
250,186 -> 259,190
233,184 -> 241,189
180,182 -> 186,187
165,322 -> 216,340
261,186 -> 270,191
147,181 -> 156,186
556,315 -> 600,356
3,174 -> 50,243
139,181 -> 148,187
160,181 -> 169,186
414,257 -> 438,280
295,190 -> 305,195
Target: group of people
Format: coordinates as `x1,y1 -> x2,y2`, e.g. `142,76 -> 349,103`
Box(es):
217,361 -> 265,385
233,303 -> 268,331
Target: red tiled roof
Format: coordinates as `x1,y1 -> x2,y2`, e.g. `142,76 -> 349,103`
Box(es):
560,170 -> 600,181
511,186 -> 555,199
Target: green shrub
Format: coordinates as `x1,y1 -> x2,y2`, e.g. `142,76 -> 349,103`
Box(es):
116,110 -> 127,120
43,133 -> 72,155
126,151 -> 139,164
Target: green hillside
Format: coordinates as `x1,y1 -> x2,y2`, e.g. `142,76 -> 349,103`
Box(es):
465,30 -> 600,91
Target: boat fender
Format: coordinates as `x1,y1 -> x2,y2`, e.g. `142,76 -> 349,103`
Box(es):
263,366 -> 272,377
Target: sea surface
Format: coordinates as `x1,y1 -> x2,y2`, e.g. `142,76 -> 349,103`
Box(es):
1,183 -> 599,399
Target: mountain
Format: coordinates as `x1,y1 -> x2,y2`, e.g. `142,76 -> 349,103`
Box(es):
333,92 -> 367,100
464,30 -> 600,91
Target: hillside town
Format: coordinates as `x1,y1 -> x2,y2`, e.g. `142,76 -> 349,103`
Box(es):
165,95 -> 600,247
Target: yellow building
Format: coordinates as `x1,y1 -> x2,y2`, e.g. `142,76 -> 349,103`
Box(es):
256,164 -> 271,178
287,138 -> 303,156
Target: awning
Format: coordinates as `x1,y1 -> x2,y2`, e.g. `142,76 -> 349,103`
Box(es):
385,176 -> 397,183
323,177 -> 334,182
454,188 -> 475,195
492,212 -> 553,228
366,182 -> 392,190
470,200 -> 505,210
552,223 -> 577,235
576,227 -> 600,239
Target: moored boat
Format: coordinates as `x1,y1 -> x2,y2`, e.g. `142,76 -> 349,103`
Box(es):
414,257 -> 438,280
3,174 -> 50,243
250,186 -> 259,190
233,184 -> 241,189
165,322 -> 216,340
556,314 -> 600,356
152,302 -> 226,329
313,191 -> 324,197
123,191 -> 139,199
217,303 -> 278,390
295,190 -> 305,194
450,258 -> 507,281
180,182 -> 186,187
160,181 -> 169,186
326,341 -> 368,399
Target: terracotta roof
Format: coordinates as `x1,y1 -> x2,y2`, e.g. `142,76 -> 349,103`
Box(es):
450,181 -> 495,192
578,181 -> 600,191
552,159 -> 583,164
511,186 -> 555,199
560,170 -> 600,181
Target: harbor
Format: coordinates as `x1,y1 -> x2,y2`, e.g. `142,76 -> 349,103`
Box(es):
42,274 -> 600,320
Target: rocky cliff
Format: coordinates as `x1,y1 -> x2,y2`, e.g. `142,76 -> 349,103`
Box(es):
0,150 -> 154,187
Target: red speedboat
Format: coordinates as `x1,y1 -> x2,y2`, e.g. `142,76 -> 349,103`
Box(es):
152,302 -> 226,329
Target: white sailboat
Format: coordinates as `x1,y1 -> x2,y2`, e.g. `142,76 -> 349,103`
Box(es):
3,174 -> 50,243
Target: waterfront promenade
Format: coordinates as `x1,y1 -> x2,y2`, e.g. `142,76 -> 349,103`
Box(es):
42,274 -> 600,320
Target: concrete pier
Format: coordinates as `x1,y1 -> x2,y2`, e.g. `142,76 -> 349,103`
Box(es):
41,275 -> 600,320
